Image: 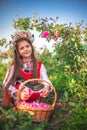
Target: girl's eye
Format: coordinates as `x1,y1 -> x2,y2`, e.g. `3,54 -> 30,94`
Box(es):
26,45 -> 30,48
19,47 -> 24,50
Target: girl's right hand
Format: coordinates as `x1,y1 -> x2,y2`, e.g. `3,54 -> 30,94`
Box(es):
20,90 -> 29,100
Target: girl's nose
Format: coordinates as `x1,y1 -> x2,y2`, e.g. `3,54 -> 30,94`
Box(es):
24,47 -> 28,51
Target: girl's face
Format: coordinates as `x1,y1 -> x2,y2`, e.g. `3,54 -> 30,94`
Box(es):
17,40 -> 32,59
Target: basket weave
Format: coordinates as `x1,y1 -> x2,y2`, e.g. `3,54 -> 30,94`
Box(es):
16,78 -> 57,122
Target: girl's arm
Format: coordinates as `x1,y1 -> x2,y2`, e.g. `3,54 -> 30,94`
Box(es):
3,65 -> 14,90
40,64 -> 52,85
40,64 -> 51,82
40,64 -> 52,95
2,65 -> 17,100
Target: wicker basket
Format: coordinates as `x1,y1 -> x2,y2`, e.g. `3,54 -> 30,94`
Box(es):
16,78 -> 57,122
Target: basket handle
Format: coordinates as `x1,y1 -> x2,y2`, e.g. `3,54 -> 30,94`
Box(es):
17,78 -> 57,108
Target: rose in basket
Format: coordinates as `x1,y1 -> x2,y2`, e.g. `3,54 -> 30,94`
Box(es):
18,101 -> 50,109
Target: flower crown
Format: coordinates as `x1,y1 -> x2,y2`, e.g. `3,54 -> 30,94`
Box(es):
11,31 -> 34,45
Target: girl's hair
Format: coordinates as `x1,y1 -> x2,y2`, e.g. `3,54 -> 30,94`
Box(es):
7,38 -> 38,87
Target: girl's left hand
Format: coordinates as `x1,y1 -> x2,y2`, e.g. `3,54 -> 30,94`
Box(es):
40,86 -> 50,98
20,90 -> 29,101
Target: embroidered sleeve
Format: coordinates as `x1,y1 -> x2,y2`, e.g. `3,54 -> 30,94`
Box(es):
9,85 -> 18,99
40,64 -> 52,90
2,65 -> 18,99
3,65 -> 14,89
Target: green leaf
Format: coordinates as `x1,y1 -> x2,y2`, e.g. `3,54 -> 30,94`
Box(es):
68,102 -> 76,107
64,91 -> 68,101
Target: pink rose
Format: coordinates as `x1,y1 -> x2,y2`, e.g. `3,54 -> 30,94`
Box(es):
3,51 -> 7,56
17,34 -> 21,38
25,32 -> 29,38
42,31 -> 50,38
55,31 -> 59,37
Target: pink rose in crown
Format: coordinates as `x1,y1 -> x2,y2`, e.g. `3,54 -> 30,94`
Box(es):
3,51 -> 7,56
17,34 -> 21,38
42,31 -> 50,38
25,32 -> 29,38
55,31 -> 59,37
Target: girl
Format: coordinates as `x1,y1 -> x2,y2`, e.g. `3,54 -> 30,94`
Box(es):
3,31 -> 52,107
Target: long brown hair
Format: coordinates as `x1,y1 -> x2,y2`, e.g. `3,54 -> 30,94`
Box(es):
7,38 -> 38,87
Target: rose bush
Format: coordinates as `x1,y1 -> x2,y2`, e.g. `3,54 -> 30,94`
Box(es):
0,15 -> 87,130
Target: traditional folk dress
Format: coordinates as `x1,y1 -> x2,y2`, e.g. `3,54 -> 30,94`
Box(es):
3,60 -> 51,104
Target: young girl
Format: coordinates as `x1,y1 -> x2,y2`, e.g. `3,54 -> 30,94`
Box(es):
3,31 -> 52,107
